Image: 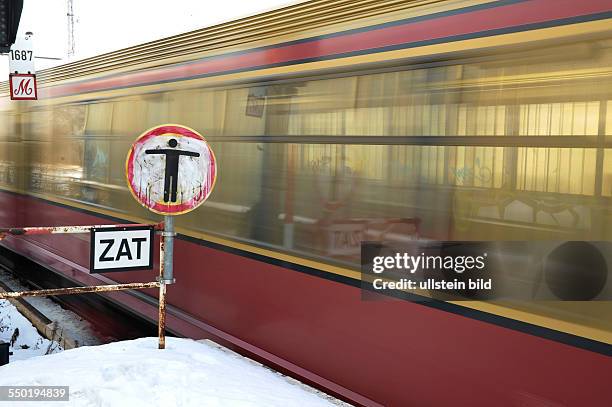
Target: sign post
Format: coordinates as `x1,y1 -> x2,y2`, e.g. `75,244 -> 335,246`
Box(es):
0,125 -> 216,354
8,32 -> 37,100
125,124 -> 217,348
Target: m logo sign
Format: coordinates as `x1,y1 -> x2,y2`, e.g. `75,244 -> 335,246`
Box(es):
9,73 -> 37,100
90,226 -> 154,273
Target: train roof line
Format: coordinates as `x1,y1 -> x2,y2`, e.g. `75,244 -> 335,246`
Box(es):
0,0 -> 443,94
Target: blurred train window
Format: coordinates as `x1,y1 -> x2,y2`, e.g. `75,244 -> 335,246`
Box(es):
604,150 -> 612,197
83,103 -> 114,185
0,112 -> 18,188
85,102 -> 114,134
167,90 -> 201,131
111,94 -> 169,132
19,38 -> 612,266
111,97 -> 149,136
144,93 -> 170,125
606,100 -> 612,138
50,104 -> 85,168
516,148 -> 597,195
108,96 -> 166,185
0,112 -> 12,138
168,89 -> 227,136
224,87 -> 266,136
188,41 -> 612,258
519,102 -> 599,136
53,104 -> 87,138
26,108 -> 53,141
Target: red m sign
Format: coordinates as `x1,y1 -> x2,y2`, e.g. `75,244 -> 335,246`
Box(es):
9,74 -> 37,100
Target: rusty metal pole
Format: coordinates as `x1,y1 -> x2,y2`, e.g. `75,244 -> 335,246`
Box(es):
158,223 -> 166,349
157,216 -> 175,349
157,281 -> 167,349
0,282 -> 161,299
0,223 -> 161,240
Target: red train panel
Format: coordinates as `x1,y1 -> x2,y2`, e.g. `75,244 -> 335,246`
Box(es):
1,191 -> 610,406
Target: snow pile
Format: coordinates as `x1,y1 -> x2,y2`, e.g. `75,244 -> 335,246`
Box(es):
0,337 -> 339,407
0,300 -> 62,361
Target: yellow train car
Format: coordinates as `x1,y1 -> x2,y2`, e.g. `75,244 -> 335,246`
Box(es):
1,1 -> 611,405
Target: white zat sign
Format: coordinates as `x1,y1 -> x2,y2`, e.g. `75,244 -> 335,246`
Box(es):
90,226 -> 154,273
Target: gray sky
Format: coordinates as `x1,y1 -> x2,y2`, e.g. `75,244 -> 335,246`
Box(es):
1,0 -> 303,79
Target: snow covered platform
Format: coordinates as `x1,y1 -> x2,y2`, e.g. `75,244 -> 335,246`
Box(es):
0,299 -> 63,360
0,337 -> 345,406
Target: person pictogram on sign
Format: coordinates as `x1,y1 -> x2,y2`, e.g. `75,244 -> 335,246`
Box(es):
145,138 -> 200,203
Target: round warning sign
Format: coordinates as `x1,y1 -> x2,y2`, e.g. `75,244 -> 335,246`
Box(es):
126,124 -> 217,215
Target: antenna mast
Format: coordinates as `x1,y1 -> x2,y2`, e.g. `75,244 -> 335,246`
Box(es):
66,0 -> 75,57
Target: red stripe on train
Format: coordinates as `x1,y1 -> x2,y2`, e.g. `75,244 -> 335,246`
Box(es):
44,0 -> 612,98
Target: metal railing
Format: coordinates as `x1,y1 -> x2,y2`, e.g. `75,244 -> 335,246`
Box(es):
0,220 -> 174,350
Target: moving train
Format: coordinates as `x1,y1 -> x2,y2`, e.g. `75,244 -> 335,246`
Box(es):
1,0 -> 611,405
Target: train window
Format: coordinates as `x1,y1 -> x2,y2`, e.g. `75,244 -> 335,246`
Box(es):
85,102 -> 114,134
0,111 -> 16,141
19,106 -> 84,198
167,90 -> 201,131
224,87 -> 266,136
516,148 -> 597,195
144,93 -> 170,125
111,97 -> 149,136
181,42 -> 612,260
519,102 -> 599,136
288,111 -> 344,136
0,112 -> 17,188
26,37 -> 611,266
606,100 -> 612,138
25,108 -> 53,141
52,104 -> 87,138
168,89 -> 226,136
604,150 -> 612,197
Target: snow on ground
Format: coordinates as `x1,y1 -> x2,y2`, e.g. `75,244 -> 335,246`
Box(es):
0,269 -> 103,346
0,300 -> 62,361
0,337 -> 342,407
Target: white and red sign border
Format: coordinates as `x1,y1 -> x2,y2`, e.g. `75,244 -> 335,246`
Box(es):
125,124 -> 217,215
9,73 -> 38,100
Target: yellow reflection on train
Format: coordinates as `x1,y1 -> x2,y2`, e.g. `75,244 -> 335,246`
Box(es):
1,37 -> 611,343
